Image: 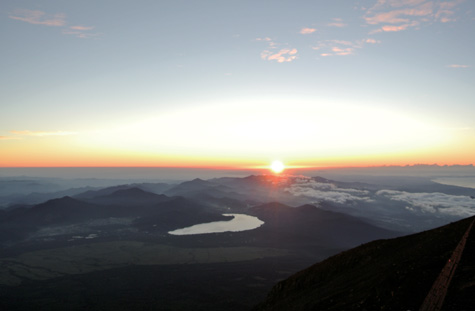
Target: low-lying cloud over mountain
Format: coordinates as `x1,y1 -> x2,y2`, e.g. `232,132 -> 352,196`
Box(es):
285,177 -> 372,204
377,190 -> 475,217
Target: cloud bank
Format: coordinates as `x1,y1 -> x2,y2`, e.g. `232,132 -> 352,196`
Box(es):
286,178 -> 371,204
377,189 -> 475,217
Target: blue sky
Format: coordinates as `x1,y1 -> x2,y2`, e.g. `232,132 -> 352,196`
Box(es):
1,0 -> 474,167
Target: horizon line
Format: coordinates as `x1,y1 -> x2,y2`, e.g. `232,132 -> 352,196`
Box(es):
0,164 -> 474,169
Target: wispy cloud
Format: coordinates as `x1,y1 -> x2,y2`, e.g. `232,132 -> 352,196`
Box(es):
381,22 -> 419,32
10,130 -> 77,137
63,25 -> 99,38
327,22 -> 347,27
9,8 -> 98,39
435,0 -> 463,22
327,18 -> 347,28
365,5 -> 432,25
447,64 -> 470,68
312,39 -> 367,57
300,27 -> 317,34
255,37 -> 277,48
261,48 -> 298,63
9,9 -> 66,26
370,0 -> 428,10
69,25 -> 95,31
257,37 -> 298,63
364,0 -> 464,33
62,28 -> 99,39
365,38 -> 381,44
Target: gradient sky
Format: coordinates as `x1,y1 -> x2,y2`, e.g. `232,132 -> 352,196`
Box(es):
1,0 -> 474,168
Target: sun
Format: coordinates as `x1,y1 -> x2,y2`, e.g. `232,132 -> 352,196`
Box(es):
270,160 -> 285,174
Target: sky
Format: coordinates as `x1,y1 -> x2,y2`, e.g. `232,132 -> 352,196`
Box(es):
1,0 -> 474,169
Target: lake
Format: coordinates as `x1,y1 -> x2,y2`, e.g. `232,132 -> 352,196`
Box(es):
168,214 -> 264,235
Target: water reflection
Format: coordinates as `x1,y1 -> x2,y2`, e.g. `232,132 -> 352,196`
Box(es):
433,177 -> 475,189
168,214 -> 264,235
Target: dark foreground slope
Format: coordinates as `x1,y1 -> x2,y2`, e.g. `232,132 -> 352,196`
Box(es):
444,217 -> 475,310
255,216 -> 475,311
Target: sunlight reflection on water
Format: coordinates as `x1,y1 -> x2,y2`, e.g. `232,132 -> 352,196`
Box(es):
168,214 -> 264,235
433,177 -> 475,189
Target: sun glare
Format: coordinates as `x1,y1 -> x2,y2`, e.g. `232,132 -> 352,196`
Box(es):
270,160 -> 285,173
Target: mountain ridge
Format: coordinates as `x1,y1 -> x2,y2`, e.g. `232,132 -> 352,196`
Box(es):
255,215 -> 475,311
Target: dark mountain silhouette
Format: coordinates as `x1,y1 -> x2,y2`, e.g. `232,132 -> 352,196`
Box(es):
209,175 -> 297,204
190,193 -> 250,212
255,216 -> 475,311
84,188 -> 231,230
89,187 -> 170,206
164,178 -> 236,198
1,186 -> 96,206
72,182 -> 170,199
74,184 -> 139,199
169,178 -> 210,189
212,175 -> 286,190
8,196 -> 101,226
248,202 -> 399,249
0,192 -> 230,245
443,218 -> 475,309
30,191 -> 228,231
0,197 -> 102,244
132,182 -> 171,194
132,196 -> 231,232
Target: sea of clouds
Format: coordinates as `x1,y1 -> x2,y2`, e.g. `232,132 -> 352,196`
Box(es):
376,190 -> 475,217
285,178 -> 372,204
285,177 -> 475,218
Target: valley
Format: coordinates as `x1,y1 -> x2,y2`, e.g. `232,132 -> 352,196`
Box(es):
1,171 -> 475,310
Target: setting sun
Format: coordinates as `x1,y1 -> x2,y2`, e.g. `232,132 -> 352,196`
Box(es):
1,0 -> 474,170
270,161 -> 285,173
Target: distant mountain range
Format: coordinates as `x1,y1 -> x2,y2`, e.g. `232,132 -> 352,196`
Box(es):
1,174 -> 475,310
0,183 -> 398,252
2,173 -> 475,249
